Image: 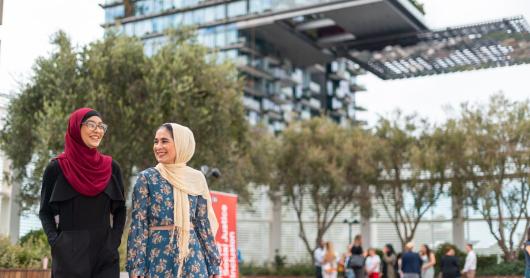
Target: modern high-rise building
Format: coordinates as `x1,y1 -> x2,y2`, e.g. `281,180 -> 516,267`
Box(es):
101,0 -> 530,132
100,0 -> 411,130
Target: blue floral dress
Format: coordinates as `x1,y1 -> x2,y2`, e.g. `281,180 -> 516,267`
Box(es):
126,168 -> 221,278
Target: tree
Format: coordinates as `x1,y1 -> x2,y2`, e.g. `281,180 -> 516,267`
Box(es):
274,117 -> 369,261
0,30 -> 250,212
458,94 -> 530,261
373,112 -> 444,249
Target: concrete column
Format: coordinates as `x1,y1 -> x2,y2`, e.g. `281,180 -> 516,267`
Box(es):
268,192 -> 282,261
9,180 -> 20,243
452,193 -> 465,250
360,215 -> 371,248
0,196 -> 8,235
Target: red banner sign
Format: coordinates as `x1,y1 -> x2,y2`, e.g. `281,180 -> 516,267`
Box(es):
211,191 -> 238,278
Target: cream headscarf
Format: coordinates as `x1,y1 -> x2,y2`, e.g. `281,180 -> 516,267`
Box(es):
155,123 -> 219,274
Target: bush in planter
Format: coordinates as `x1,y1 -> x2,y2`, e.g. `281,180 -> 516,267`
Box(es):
476,260 -> 524,276
240,262 -> 314,276
0,230 -> 51,269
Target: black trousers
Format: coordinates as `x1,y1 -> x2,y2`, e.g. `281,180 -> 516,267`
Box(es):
51,229 -> 120,278
316,266 -> 323,278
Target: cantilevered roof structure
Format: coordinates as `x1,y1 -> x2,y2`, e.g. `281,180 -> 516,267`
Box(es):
343,17 -> 530,79
233,0 -> 530,79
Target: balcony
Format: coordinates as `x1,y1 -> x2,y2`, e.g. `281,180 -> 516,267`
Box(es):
242,96 -> 261,112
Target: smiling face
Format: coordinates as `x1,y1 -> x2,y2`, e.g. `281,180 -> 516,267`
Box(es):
80,116 -> 105,149
153,127 -> 176,164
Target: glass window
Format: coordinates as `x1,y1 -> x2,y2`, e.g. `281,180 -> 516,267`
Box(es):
174,0 -> 185,9
183,11 -> 193,25
105,5 -> 124,23
135,0 -> 153,16
172,13 -> 184,27
152,18 -> 160,33
182,0 -> 199,8
203,6 -> 216,23
163,0 -> 176,10
227,1 -> 247,18
214,4 -> 226,21
124,23 -> 135,36
225,24 -> 238,46
249,0 -> 272,14
193,9 -> 205,25
215,27 -> 227,47
135,20 -> 152,36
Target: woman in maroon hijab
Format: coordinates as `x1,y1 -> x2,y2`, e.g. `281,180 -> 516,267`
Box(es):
39,108 -> 126,278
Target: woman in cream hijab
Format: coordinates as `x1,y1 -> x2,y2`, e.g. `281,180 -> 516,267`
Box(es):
127,123 -> 221,278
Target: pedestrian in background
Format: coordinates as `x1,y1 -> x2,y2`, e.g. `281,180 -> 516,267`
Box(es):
462,244 -> 476,278
350,235 -> 365,278
315,240 -> 326,278
365,248 -> 381,278
382,244 -> 397,278
400,242 -> 422,278
440,247 -> 461,278
323,242 -> 339,278
342,245 -> 355,278
420,244 -> 435,278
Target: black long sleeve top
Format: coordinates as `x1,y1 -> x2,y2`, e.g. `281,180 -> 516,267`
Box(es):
39,159 -> 126,246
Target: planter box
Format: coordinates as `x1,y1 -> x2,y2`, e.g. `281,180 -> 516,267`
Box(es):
0,269 -> 51,278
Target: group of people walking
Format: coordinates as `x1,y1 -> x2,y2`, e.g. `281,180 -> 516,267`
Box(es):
314,235 -> 477,278
39,108 -> 220,278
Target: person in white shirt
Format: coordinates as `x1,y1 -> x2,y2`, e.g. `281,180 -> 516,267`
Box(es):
365,248 -> 381,278
314,240 -> 326,278
462,243 -> 477,278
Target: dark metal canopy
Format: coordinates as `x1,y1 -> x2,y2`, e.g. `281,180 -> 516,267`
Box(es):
342,17 -> 530,79
234,0 -> 530,79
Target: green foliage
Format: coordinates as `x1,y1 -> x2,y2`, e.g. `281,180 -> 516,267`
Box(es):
240,262 -> 315,276
273,118 -> 374,260
373,112 -> 445,249
455,94 -> 530,261
273,249 -> 287,270
0,29 -> 249,211
476,260 -> 525,276
0,230 -> 50,269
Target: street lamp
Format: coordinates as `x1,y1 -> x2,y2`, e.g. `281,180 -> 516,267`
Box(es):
200,165 -> 221,179
343,219 -> 360,243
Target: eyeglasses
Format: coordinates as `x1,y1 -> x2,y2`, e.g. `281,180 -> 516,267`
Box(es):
81,121 -> 108,133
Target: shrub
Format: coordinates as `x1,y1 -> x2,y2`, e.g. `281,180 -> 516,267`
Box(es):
476,260 -> 524,276
240,262 -> 314,276
0,230 -> 51,269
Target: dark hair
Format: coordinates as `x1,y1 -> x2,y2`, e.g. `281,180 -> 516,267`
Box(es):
385,244 -> 395,255
445,247 -> 454,254
422,244 -> 431,257
466,243 -> 473,249
158,123 -> 174,138
527,227 -> 530,241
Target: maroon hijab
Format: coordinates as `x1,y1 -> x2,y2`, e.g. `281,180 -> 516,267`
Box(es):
56,108 -> 112,196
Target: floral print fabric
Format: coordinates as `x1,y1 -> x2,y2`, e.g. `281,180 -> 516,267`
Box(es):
126,168 -> 221,278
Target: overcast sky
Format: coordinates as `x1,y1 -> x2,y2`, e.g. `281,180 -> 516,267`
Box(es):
0,0 -> 529,126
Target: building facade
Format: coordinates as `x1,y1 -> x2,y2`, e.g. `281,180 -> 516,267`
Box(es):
100,0 -> 380,131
